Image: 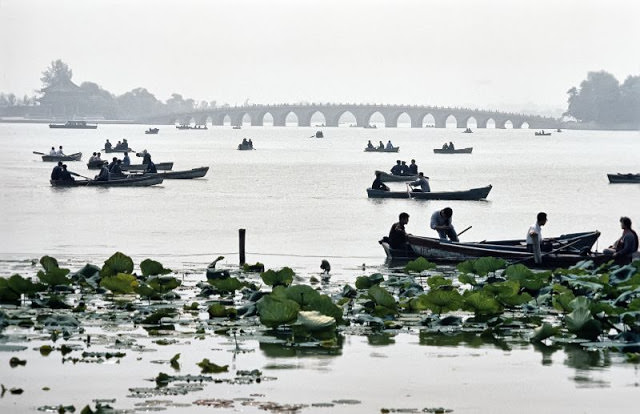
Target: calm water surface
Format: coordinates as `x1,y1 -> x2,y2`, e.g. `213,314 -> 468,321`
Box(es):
1,123 -> 640,413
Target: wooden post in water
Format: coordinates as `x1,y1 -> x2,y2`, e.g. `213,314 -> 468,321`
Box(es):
239,228 -> 246,266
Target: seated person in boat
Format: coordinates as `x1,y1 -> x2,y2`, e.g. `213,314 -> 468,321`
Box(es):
386,140 -> 394,150
367,140 -> 374,149
378,141 -> 385,149
526,212 -> 547,253
449,141 -> 455,150
88,152 -> 96,162
59,164 -> 74,181
442,143 -> 449,150
95,164 -> 110,181
122,152 -> 131,166
145,159 -> 157,173
122,139 -> 128,148
104,139 -> 112,150
410,172 -> 431,192
248,139 -> 253,148
409,159 -> 418,174
390,160 -> 403,175
51,161 -> 63,180
56,146 -> 65,156
388,212 -> 411,250
115,140 -> 123,150
431,207 -> 458,242
371,172 -> 390,191
399,161 -> 409,175
138,150 -> 152,166
241,138 -> 249,146
107,157 -> 118,172
49,146 -> 57,156
109,159 -> 126,179
604,216 -> 639,265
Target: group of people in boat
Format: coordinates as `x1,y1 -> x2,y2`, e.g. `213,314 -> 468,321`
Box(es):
94,150 -> 155,181
387,210 -> 639,266
389,159 -> 419,176
441,141 -> 455,150
49,146 -> 65,156
240,138 -> 254,149
50,161 -> 75,182
104,139 -> 130,151
367,140 -> 396,150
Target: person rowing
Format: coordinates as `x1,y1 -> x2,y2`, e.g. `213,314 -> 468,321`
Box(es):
371,171 -> 390,191
409,172 -> 431,192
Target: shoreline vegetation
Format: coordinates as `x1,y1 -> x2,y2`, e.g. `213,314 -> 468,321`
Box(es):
2,252 -> 640,412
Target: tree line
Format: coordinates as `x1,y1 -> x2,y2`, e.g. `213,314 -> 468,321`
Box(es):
564,71 -> 640,127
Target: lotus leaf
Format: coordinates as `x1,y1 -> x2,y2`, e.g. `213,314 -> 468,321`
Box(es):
208,255 -> 225,269
284,284 -> 321,307
39,255 -> 60,272
498,291 -> 533,307
427,275 -> 452,290
372,305 -> 397,318
197,358 -> 229,373
242,262 -> 265,273
341,284 -> 357,298
609,265 -> 640,285
417,289 -> 464,314
463,291 -> 502,315
148,276 -> 181,293
256,294 -> 300,328
7,274 -> 44,295
170,353 -> 180,370
308,294 -> 344,323
142,308 -> 177,325
355,273 -> 384,289
100,273 -> 138,294
37,268 -> 72,286
140,259 -> 172,277
135,283 -> 160,300
208,303 -> 237,318
209,276 -> 244,293
458,274 -> 477,286
71,263 -> 101,280
565,296 -> 602,340
295,310 -> 336,332
0,279 -> 20,304
368,285 -> 397,309
404,257 -> 436,273
260,267 -> 294,287
100,252 -> 134,277
484,280 -> 519,298
473,257 -> 508,276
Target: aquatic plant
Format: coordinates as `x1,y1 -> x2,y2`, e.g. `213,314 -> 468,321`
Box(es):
260,267 -> 294,287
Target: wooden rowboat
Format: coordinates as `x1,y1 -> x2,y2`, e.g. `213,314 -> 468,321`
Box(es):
50,175 -> 164,187
121,162 -> 174,171
433,147 -> 473,154
607,173 -> 640,184
535,131 -> 552,136
374,170 -> 419,182
365,147 -> 399,152
41,152 -> 82,162
237,144 -> 254,150
130,166 -> 209,179
49,121 -> 97,129
103,147 -> 135,153
367,185 -> 492,200
145,128 -> 159,134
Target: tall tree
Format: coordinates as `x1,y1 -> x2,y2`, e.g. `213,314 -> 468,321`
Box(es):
40,59 -> 73,89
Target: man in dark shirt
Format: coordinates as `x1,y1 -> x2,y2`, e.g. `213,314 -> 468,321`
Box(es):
408,159 -> 418,174
372,172 -> 390,191
388,212 -> 410,249
390,160 -> 402,175
59,164 -> 75,181
50,161 -> 63,180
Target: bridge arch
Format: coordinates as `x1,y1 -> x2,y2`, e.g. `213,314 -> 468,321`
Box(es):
261,112 -> 274,126
336,110 -> 358,127
310,111 -> 327,127
363,111 -> 385,128
421,113 -> 436,128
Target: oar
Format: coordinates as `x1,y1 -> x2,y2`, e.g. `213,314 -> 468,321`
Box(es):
70,171 -> 92,180
406,183 -> 413,198
456,225 -> 472,238
33,151 -> 45,155
510,238 -> 586,266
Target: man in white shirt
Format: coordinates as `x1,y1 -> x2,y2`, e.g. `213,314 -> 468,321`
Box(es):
49,146 -> 56,156
386,140 -> 394,150
526,212 -> 547,252
410,172 -> 431,192
56,146 -> 64,156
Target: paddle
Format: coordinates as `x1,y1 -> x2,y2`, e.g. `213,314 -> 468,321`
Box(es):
33,151 -> 45,155
70,171 -> 92,180
406,183 -> 413,198
456,225 -> 472,238
510,237 -> 587,266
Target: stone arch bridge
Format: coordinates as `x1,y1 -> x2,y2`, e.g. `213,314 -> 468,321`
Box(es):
139,103 -> 559,129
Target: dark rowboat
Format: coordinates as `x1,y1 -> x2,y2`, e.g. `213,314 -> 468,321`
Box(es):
50,175 -> 163,187
462,128 -> 473,133
535,131 -> 552,136
367,185 -> 492,200
87,160 -> 107,169
374,170 -> 418,182
103,147 -> 135,153
41,152 -> 82,162
238,144 -> 254,150
49,121 -> 97,129
365,147 -> 399,152
177,124 -> 207,130
145,128 -> 159,134
151,166 -> 209,179
607,173 -> 640,184
121,162 -> 174,171
433,147 -> 473,154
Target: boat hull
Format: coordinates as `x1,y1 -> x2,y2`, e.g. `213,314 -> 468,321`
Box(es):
607,173 -> 640,183
375,170 -> 418,182
42,153 -> 82,162
433,147 -> 473,154
131,166 -> 209,179
237,144 -> 254,150
365,147 -> 399,152
49,122 -> 97,129
367,185 -> 492,200
50,175 -> 164,187
103,148 -> 135,153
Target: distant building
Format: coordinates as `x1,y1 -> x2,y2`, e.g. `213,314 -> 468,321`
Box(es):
38,78 -> 88,118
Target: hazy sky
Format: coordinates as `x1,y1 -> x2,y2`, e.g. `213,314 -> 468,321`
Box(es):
1,0 -> 639,113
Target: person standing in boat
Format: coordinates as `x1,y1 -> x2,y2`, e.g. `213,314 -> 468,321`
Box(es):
526,212 -> 547,253
371,172 -> 390,191
409,172 -> 431,193
604,216 -> 639,265
388,212 -> 410,250
51,161 -> 63,180
408,159 -> 418,175
430,207 -> 458,242
122,152 -> 131,166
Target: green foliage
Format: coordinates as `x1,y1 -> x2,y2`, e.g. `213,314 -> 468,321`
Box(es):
483,280 -> 532,307
260,267 -> 294,287
196,358 -> 228,374
39,255 -> 60,272
170,353 -> 180,370
412,289 -> 464,314
355,273 -> 384,289
0,278 -> 20,304
141,308 -> 177,325
148,276 -> 181,294
7,274 -> 44,295
242,262 -> 265,272
37,268 -> 72,287
284,284 -> 321,307
256,294 -> 300,328
457,257 -> 507,276
505,265 -> 550,292
427,275 -> 452,290
463,291 -> 502,315
208,303 -> 237,318
404,257 -> 436,273
100,273 -> 138,294
307,294 -> 344,324
100,252 -> 134,278
458,273 -> 477,286
294,310 -> 336,332
368,285 -> 397,309
209,276 -> 244,293
565,297 -> 602,340
530,323 -> 559,342
140,259 -> 172,277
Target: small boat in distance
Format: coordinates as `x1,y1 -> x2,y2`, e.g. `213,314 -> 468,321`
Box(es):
535,130 -> 552,136
607,173 -> 640,184
433,147 -> 473,154
38,152 -> 82,162
176,124 -> 208,130
232,125 -> 242,129
49,120 -> 97,129
366,184 -> 492,200
313,130 -> 324,138
462,127 -> 473,133
365,146 -> 400,153
145,127 -> 159,134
